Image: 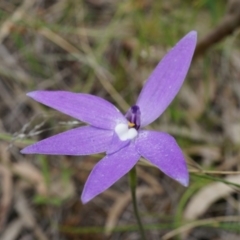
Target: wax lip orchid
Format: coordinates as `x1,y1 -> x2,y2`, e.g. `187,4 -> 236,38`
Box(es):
21,31 -> 197,204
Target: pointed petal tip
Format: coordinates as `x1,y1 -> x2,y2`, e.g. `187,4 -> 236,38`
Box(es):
177,175 -> 189,187
181,30 -> 197,45
26,91 -> 37,98
81,186 -> 98,204
81,185 -> 100,204
187,30 -> 197,38
20,148 -> 27,154
81,195 -> 91,204
20,147 -> 34,154
20,149 -> 25,154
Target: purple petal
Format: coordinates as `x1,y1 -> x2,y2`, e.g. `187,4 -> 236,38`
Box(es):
106,132 -> 130,155
27,91 -> 127,129
136,130 -> 189,186
21,126 -> 113,155
136,31 -> 197,127
81,143 -> 140,203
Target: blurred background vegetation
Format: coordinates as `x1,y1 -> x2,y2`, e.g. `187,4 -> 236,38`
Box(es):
1,0 -> 240,239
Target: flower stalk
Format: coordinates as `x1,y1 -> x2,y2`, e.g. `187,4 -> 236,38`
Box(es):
129,166 -> 146,240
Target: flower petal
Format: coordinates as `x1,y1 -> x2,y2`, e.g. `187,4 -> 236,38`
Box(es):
136,130 -> 189,186
106,132 -> 130,155
81,143 -> 140,203
136,31 -> 197,127
27,91 -> 127,129
21,126 -> 113,155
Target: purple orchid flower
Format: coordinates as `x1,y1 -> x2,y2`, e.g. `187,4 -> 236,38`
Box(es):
21,31 -> 197,203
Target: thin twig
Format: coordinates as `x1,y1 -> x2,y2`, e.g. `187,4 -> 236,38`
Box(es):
194,0 -> 240,58
0,0 -> 36,44
162,215 -> 240,240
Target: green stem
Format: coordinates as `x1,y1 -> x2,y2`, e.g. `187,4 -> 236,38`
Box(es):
128,166 -> 147,240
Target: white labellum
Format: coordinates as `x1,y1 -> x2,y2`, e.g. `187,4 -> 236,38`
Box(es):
115,123 -> 138,141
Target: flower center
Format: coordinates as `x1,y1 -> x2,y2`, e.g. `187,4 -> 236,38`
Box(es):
115,123 -> 138,141
114,105 -> 141,141
125,105 -> 141,130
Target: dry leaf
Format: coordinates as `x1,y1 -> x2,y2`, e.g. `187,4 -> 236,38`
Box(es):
184,175 -> 240,220
12,162 -> 47,195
